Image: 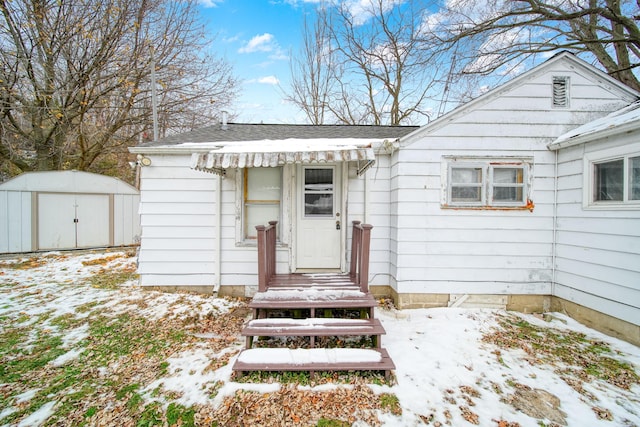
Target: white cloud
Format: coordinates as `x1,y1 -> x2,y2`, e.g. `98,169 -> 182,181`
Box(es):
239,33 -> 277,53
198,0 -> 223,7
258,76 -> 280,85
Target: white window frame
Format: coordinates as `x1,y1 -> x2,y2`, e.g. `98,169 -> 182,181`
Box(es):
442,156 -> 533,209
583,143 -> 640,210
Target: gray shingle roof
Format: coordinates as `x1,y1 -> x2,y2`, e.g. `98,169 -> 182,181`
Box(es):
140,123 -> 420,146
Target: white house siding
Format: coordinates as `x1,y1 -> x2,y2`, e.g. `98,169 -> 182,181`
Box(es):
554,135 -> 640,326
390,54 -> 635,296
138,154 -> 219,287
345,155 -> 393,287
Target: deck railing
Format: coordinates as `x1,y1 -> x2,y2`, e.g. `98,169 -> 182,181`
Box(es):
256,221 -> 278,292
350,221 -> 373,293
256,219 -> 372,293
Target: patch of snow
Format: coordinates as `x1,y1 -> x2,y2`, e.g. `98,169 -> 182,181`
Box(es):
50,348 -> 83,367
14,389 -> 39,404
238,348 -> 382,365
17,401 -> 56,427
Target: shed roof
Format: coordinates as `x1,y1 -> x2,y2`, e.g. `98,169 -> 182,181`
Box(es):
0,170 -> 138,194
548,101 -> 640,150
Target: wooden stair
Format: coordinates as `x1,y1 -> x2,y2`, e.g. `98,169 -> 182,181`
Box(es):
231,221 -> 395,379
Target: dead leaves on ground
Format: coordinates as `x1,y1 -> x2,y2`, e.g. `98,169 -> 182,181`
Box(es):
204,382 -> 385,426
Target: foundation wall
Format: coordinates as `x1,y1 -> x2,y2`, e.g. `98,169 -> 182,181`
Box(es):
149,284 -> 640,347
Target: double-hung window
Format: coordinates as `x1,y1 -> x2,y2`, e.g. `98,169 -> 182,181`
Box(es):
243,167 -> 282,239
589,153 -> 640,206
444,157 -> 531,208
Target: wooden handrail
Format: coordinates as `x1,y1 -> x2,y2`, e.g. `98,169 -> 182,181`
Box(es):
256,221 -> 277,292
350,221 -> 373,293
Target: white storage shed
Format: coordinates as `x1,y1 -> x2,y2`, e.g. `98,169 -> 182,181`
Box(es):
0,170 -> 140,253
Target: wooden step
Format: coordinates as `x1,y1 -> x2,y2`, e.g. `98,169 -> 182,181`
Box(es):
249,289 -> 378,310
242,318 -> 386,348
233,347 -> 395,379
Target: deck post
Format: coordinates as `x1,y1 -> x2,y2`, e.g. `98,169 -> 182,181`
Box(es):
256,221 -> 278,292
350,221 -> 373,293
358,224 -> 373,293
350,221 -> 362,281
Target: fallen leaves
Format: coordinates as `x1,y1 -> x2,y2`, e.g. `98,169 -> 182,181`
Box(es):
206,382 -> 385,426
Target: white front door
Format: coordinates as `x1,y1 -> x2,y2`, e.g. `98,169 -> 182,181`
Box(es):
296,164 -> 342,269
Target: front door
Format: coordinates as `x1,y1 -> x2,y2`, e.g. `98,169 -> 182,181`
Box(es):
296,165 -> 342,269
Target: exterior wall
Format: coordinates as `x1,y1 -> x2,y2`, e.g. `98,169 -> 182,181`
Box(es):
391,55 -> 633,297
554,132 -> 640,327
137,154 -> 219,288
138,157 -> 372,293
0,191 -> 32,253
346,156 -> 393,287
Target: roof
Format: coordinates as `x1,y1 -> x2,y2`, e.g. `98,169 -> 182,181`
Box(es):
548,101 -> 640,150
0,170 -> 138,194
138,123 -> 419,147
399,51 -> 640,146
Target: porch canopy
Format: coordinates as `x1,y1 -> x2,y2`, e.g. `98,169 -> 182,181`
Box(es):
189,138 -> 377,176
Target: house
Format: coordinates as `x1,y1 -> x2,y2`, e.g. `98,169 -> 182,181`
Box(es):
0,170 -> 140,253
130,52 -> 639,346
547,101 -> 640,342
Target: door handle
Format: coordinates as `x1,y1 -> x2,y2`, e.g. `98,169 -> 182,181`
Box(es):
336,220 -> 341,230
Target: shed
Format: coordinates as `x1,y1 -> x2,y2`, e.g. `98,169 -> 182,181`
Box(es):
0,170 -> 141,253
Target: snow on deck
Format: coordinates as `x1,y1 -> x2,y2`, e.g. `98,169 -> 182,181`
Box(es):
251,288 -> 366,302
237,348 -> 383,365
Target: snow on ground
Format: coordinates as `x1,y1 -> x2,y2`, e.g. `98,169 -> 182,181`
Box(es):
1,249 -> 639,426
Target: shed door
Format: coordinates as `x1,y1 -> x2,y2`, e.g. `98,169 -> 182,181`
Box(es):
37,193 -> 110,250
296,165 -> 342,269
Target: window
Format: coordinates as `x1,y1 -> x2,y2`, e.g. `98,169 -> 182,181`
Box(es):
591,155 -> 640,205
303,167 -> 334,217
444,158 -> 531,208
552,76 -> 570,108
244,167 -> 282,239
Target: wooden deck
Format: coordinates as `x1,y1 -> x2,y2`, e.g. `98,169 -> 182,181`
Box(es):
232,221 -> 395,379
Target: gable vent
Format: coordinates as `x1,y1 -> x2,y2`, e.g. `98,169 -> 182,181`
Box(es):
552,76 -> 570,108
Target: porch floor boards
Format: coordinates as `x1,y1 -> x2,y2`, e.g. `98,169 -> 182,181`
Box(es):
267,272 -> 361,289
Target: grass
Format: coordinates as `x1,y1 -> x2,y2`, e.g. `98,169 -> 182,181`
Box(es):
483,314 -> 640,391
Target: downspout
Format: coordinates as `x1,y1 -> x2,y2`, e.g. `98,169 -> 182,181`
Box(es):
551,149 -> 559,307
214,174 -> 222,294
364,169 -> 370,224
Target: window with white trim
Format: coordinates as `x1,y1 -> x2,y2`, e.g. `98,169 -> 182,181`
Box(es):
591,154 -> 640,205
243,167 -> 282,239
444,158 -> 532,208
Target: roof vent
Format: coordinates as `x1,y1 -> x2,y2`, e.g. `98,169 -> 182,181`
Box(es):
552,76 -> 569,108
221,111 -> 228,130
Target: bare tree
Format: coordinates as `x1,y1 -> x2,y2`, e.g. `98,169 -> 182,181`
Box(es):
286,9 -> 336,125
0,0 -> 239,181
428,0 -> 640,91
287,0 -> 440,125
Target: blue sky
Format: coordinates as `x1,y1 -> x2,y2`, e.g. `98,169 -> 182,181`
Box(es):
199,1 -> 317,124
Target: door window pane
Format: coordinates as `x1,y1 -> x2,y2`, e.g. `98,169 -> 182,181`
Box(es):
304,168 -> 334,217
595,159 -> 623,201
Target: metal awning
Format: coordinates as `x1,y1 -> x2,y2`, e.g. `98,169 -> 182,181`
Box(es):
190,146 -> 375,176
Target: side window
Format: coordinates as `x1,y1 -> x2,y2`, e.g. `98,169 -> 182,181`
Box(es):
590,154 -> 640,205
244,167 -> 282,239
444,158 -> 531,208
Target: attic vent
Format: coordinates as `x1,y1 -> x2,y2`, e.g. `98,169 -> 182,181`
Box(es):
552,76 -> 570,108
